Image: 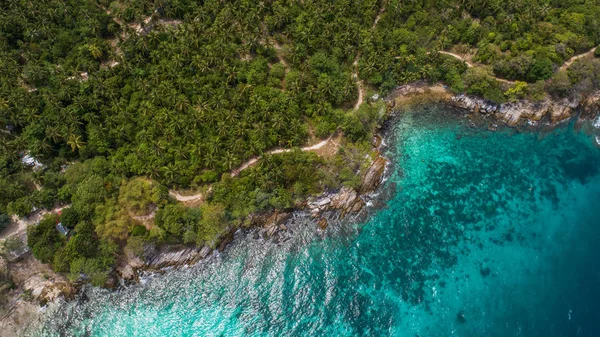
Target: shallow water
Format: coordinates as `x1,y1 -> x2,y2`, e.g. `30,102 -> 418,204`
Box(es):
36,106 -> 600,336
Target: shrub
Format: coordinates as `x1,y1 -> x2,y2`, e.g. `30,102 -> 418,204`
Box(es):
27,215 -> 64,264
0,213 -> 10,232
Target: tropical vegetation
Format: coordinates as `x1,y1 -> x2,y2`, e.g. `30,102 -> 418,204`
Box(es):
1,0 -> 599,285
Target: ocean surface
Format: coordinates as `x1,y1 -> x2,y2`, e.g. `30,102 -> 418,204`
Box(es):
35,105 -> 600,336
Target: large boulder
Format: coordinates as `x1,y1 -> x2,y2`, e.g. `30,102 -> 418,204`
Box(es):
360,155 -> 388,194
329,187 -> 365,218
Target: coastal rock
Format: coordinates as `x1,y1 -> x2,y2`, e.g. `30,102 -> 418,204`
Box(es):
329,187 -> 365,218
39,281 -> 77,305
114,245 -> 212,284
372,134 -> 383,148
218,230 -> 235,252
199,246 -> 212,259
118,263 -> 137,282
317,217 -> 328,230
583,91 -> 600,116
450,92 -> 589,126
330,187 -> 358,210
360,155 -> 388,194
145,246 -> 206,269
250,210 -> 292,238
549,99 -> 574,124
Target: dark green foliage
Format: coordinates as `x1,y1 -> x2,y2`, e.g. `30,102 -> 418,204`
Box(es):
130,225 -> 147,237
0,213 -> 10,232
155,204 -> 199,240
4,0 -> 600,282
462,68 -> 505,102
546,70 -> 572,98
212,150 -> 328,221
60,208 -> 80,229
343,114 -> 367,142
27,215 -> 64,264
118,178 -> 168,216
566,58 -> 600,95
527,58 -> 554,82
51,220 -> 116,285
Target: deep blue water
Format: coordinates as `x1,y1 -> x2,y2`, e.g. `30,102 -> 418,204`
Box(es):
36,106 -> 600,336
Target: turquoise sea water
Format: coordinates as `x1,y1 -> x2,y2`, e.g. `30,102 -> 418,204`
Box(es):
37,105 -> 600,336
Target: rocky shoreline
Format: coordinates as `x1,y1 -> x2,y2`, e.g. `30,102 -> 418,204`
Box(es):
112,146 -> 390,287
6,81 -> 600,336
388,81 -> 600,128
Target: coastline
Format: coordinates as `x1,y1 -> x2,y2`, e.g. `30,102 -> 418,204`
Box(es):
6,82 -> 600,336
70,81 -> 600,289
386,82 -> 600,128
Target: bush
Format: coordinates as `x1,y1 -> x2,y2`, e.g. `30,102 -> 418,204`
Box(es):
342,114 -> 366,142
118,178 -> 168,216
155,204 -> 201,239
0,213 -> 10,232
504,81 -> 529,101
7,199 -> 33,217
60,208 -> 80,229
527,58 -> 554,82
27,215 -> 64,264
130,225 -> 147,237
462,67 -> 506,102
546,70 -> 571,97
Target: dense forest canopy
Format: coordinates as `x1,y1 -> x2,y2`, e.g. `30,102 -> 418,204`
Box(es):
1,0 -> 599,284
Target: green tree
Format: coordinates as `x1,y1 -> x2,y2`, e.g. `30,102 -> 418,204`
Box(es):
27,215 -> 64,264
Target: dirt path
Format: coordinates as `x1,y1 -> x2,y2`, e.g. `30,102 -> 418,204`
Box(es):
232,135 -> 334,177
371,6 -> 385,30
0,206 -> 69,241
352,56 -> 363,111
131,209 -> 156,222
438,46 -> 598,85
438,51 -> 474,68
168,191 -> 204,202
560,47 -> 597,71
437,51 -> 515,85
158,135 -> 337,210
353,6 -> 385,111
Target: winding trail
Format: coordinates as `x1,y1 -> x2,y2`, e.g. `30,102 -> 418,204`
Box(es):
353,5 -> 386,110
438,51 -> 474,68
165,135 -> 337,205
560,46 -> 597,71
231,135 -> 334,177
352,56 -> 363,111
131,209 -> 156,225
168,190 -> 207,203
437,46 -> 598,85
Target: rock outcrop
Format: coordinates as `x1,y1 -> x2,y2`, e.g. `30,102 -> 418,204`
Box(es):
584,91 -> 600,116
307,153 -> 388,219
115,245 -> 213,284
317,217 -> 328,230
450,92 -> 599,126
360,155 -> 388,194
306,186 -> 363,218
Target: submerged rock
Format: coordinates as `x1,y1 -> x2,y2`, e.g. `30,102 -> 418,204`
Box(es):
317,217 -> 328,230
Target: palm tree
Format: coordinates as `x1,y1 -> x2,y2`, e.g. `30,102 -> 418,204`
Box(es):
67,134 -> 85,152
